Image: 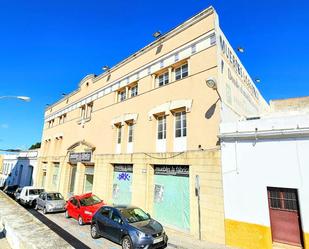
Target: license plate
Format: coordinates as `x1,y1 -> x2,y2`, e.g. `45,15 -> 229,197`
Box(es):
153,237 -> 163,244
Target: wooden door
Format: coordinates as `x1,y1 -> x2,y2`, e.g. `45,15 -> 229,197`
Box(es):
268,187 -> 303,246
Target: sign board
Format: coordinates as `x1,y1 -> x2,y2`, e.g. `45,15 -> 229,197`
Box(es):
69,152 -> 92,163
114,164 -> 133,173
154,165 -> 189,177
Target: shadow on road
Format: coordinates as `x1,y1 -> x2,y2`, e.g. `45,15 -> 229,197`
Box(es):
27,208 -> 91,249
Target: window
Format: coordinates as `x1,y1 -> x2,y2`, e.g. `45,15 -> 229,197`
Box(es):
48,119 -> 54,128
86,103 -> 93,119
175,63 -> 188,81
128,124 -> 134,143
80,105 -> 86,118
80,103 -> 93,119
70,198 -> 78,206
268,187 -> 298,211
157,72 -> 169,87
101,207 -> 112,218
157,116 -> 166,140
59,114 -> 67,124
84,166 -> 94,193
118,90 -> 126,102
130,85 -> 138,97
175,111 -> 187,138
117,126 -> 122,144
52,163 -> 60,190
111,211 -> 123,224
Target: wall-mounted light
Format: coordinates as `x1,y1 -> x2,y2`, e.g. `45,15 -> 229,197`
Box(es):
102,65 -> 110,71
205,77 -> 221,100
205,78 -> 217,90
237,47 -> 244,53
153,31 -> 162,38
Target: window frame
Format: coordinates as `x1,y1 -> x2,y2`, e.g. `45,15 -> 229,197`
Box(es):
130,84 -> 138,97
174,63 -> 188,81
118,89 -> 126,102
174,111 -> 187,138
117,126 -> 122,144
157,115 -> 167,140
128,123 -> 134,143
157,71 -> 169,87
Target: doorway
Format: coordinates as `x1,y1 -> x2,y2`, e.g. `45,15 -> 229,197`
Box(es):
153,165 -> 190,231
112,164 -> 133,205
267,187 -> 303,247
68,164 -> 77,196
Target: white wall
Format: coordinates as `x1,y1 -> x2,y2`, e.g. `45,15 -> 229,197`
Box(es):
1,150 -> 38,187
221,137 -> 309,232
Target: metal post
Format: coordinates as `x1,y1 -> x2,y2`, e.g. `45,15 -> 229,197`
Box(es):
195,175 -> 201,240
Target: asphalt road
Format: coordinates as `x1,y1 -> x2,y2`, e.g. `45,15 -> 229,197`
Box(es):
27,208 -> 175,249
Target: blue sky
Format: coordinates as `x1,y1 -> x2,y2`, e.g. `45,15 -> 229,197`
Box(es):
0,0 -> 308,149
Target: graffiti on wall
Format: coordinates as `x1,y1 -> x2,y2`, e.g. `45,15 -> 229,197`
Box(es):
117,172 -> 131,181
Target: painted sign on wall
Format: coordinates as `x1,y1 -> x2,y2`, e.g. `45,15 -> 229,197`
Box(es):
69,152 -> 91,163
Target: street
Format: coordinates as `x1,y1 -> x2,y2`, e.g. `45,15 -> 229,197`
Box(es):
27,208 -> 175,249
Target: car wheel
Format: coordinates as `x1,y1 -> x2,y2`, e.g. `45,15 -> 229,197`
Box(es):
78,216 -> 84,226
65,210 -> 70,218
90,224 -> 100,239
34,204 -> 39,210
43,207 -> 48,214
31,200 -> 36,208
122,235 -> 133,249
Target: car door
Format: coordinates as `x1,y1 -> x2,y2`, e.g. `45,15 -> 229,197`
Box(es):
37,193 -> 43,208
70,198 -> 80,219
108,209 -> 125,243
97,207 -> 112,239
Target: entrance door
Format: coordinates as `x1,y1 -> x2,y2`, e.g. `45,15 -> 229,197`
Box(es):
84,166 -> 94,193
268,187 -> 303,246
41,170 -> 47,188
112,164 -> 133,205
153,165 -> 190,231
68,165 -> 77,196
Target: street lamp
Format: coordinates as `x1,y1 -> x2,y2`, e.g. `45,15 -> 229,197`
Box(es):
0,96 -> 31,102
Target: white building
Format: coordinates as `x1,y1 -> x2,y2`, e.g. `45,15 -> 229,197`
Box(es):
0,150 -> 39,188
220,98 -> 309,249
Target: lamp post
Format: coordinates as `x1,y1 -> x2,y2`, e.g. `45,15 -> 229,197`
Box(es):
0,96 -> 31,102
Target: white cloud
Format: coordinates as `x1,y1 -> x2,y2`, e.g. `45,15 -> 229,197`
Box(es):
0,124 -> 8,129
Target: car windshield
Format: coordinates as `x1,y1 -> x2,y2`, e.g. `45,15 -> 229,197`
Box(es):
121,208 -> 150,223
79,195 -> 102,206
29,189 -> 43,195
46,193 -> 63,201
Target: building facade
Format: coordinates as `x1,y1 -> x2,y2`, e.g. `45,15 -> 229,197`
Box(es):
220,99 -> 309,249
37,6 -> 268,243
0,150 -> 39,188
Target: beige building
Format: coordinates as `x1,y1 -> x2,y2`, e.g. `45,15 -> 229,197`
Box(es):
37,6 -> 268,244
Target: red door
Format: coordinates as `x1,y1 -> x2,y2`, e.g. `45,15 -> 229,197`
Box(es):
267,187 -> 303,246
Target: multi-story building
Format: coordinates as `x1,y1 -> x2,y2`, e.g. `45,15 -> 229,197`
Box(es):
220,97 -> 309,249
37,6 -> 268,243
0,155 -> 3,187
0,150 -> 39,188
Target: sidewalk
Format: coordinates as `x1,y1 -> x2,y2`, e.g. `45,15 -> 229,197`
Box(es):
166,227 -> 237,249
0,226 -> 11,249
0,191 -> 73,249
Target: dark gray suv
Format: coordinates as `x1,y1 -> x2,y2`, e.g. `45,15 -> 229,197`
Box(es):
90,205 -> 168,249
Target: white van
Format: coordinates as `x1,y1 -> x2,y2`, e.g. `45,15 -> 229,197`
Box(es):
19,186 -> 44,206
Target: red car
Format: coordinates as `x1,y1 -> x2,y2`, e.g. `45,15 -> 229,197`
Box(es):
65,193 -> 105,225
